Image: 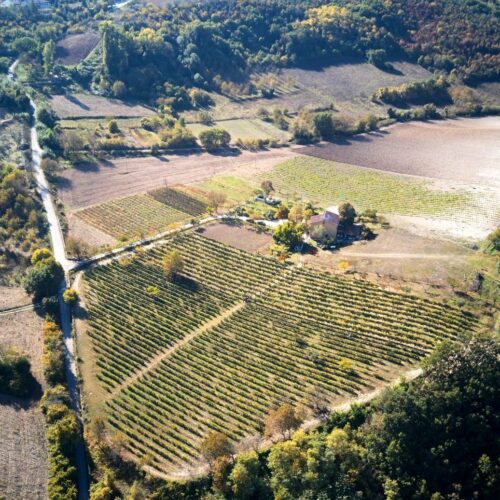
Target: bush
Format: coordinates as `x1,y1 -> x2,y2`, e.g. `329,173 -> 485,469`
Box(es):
111,80 -> 127,98
199,128 -> 231,150
374,77 -> 451,107
63,288 -> 79,306
273,221 -> 304,250
159,124 -> 198,149
37,107 -> 58,128
107,119 -> 119,134
0,347 -> 35,397
42,320 -> 66,386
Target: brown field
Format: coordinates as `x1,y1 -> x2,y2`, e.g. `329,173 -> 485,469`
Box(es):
184,60 -> 432,121
49,94 -> 155,119
0,398 -> 48,500
199,222 -> 272,253
58,148 -> 298,209
55,32 -> 99,65
298,116 -> 500,188
296,228 -> 472,290
0,308 -> 47,500
0,286 -> 31,310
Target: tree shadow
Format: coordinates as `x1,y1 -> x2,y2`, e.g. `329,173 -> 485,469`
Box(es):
64,94 -> 90,111
174,275 -> 199,293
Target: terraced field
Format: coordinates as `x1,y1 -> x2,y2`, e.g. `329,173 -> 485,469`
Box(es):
82,233 -> 475,475
75,193 -> 196,239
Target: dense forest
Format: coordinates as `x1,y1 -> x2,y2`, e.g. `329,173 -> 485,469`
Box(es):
1,0 -> 498,100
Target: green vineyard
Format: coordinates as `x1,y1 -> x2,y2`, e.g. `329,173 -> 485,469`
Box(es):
75,194 -> 192,239
266,157 -> 499,228
83,232 -> 475,474
148,187 -> 208,217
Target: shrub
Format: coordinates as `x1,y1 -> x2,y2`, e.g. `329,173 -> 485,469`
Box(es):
273,221 -> 304,250
111,80 -> 127,98
201,431 -> 234,464
42,320 -> 66,386
199,128 -> 231,149
0,347 -> 34,397
63,288 -> 79,306
107,119 -> 119,134
159,124 -> 198,149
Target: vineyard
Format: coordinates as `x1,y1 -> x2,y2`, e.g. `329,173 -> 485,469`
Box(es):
148,187 -> 208,216
82,232 -> 475,475
75,191 -> 204,239
266,157 -> 499,232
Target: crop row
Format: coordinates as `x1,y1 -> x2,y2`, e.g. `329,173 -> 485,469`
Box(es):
76,194 -> 190,238
148,187 -> 208,216
83,232 -> 474,473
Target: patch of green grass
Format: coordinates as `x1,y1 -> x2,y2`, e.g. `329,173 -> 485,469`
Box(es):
266,157 -> 494,223
196,175 -> 255,204
187,118 -> 289,142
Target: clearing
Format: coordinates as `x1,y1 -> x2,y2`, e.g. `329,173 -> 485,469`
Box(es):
183,60 -> 432,121
198,221 -> 272,253
55,32 -> 99,65
0,308 -> 47,500
78,232 -> 474,476
49,94 -> 155,119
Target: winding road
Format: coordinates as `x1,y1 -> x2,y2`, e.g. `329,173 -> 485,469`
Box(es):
8,60 -> 89,500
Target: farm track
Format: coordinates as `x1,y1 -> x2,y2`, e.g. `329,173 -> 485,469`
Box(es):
9,60 -> 90,500
109,301 -> 246,400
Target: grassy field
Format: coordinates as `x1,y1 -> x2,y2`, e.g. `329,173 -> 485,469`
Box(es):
81,232 -> 474,475
74,194 -> 193,239
194,175 -> 255,204
187,118 -> 290,143
264,157 -> 497,229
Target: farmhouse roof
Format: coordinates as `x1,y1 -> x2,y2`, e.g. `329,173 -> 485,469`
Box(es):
310,206 -> 340,225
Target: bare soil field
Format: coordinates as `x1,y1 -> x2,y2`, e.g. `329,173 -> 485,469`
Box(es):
295,228 -> 473,294
55,32 -> 99,65
67,213 -> 117,249
184,60 -> 432,121
0,398 -> 47,500
0,309 -> 45,383
298,116 -> 500,188
49,94 -> 155,119
0,309 -> 47,500
58,148 -> 298,209
0,286 -> 31,310
199,222 -> 272,253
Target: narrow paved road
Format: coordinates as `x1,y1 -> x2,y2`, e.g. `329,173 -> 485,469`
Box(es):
9,60 -> 89,500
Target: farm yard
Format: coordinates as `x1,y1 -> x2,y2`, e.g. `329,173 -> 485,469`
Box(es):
79,232 -> 475,476
55,32 -> 99,65
49,94 -> 155,119
74,188 -> 206,240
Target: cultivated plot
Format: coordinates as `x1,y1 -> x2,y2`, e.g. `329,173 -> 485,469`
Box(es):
80,233 -> 474,475
50,94 -> 155,119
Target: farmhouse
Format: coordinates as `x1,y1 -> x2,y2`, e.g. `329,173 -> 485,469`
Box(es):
309,206 -> 340,243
